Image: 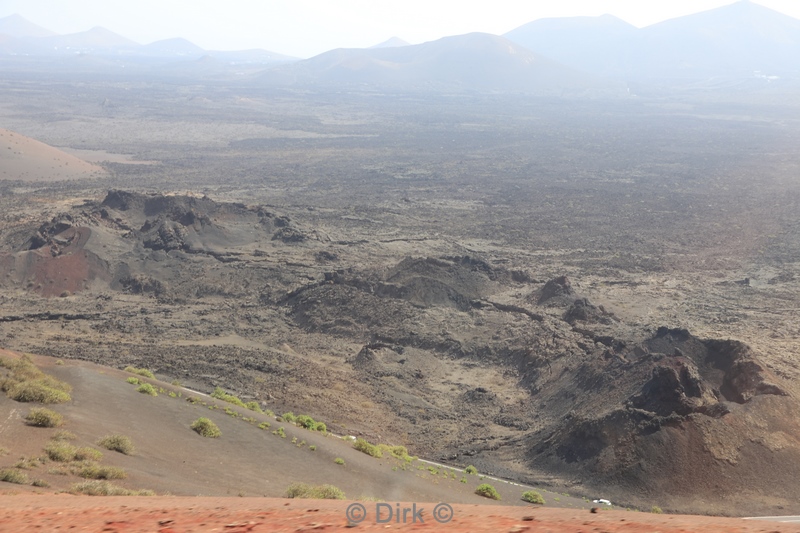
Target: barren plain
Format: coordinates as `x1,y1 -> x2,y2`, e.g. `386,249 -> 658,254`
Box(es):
2,71 -> 800,520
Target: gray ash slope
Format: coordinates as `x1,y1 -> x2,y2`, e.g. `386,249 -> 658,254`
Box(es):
1,191 -> 799,515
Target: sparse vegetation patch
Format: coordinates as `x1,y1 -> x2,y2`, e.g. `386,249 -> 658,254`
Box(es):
0,468 -> 29,484
97,435 -> 135,455
69,480 -> 154,496
191,417 -> 221,438
285,482 -> 345,500
522,490 -> 545,504
124,366 -> 154,378
25,407 -> 63,427
353,438 -> 383,458
136,383 -> 158,396
475,483 -> 501,500
0,355 -> 72,404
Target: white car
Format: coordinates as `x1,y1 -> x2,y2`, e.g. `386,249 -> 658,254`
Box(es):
593,499 -> 612,506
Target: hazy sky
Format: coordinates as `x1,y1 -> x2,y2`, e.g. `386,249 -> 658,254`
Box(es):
1,0 -> 799,58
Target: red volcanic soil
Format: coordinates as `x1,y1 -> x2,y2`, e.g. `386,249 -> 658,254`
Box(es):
0,226 -> 111,297
0,496 -> 796,532
0,128 -> 106,181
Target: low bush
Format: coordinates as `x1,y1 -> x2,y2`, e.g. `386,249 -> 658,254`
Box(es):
69,480 -> 154,496
136,383 -> 157,396
191,417 -> 221,438
75,462 -> 127,480
73,447 -> 103,462
31,478 -> 50,487
1,355 -> 72,404
210,387 -> 251,409
258,421 -> 271,430
7,380 -> 71,404
282,412 -> 297,423
465,465 -> 478,475
522,490 -> 545,504
377,444 -> 415,463
295,414 -> 327,432
25,407 -> 63,427
52,430 -> 76,441
126,377 -> 140,385
651,506 -> 663,514
285,482 -> 345,500
334,458 -> 345,465
353,438 -> 382,458
44,441 -> 77,462
244,401 -> 262,413
0,468 -> 28,484
124,366 -> 154,379
97,435 -> 135,455
475,483 -> 501,500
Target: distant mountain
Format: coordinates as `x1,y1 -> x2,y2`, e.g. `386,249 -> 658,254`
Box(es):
0,14 -> 55,38
635,0 -> 800,79
0,13 -> 294,65
33,26 -> 139,53
505,1 -> 800,81
504,14 -> 637,78
370,36 -> 410,49
260,32 -> 624,95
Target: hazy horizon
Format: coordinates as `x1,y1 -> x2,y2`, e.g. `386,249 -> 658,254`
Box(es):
1,0 -> 799,58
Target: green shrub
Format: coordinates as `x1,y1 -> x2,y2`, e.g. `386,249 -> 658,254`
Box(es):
285,482 -> 345,500
475,483 -> 501,500
275,427 -> 286,438
295,414 -> 327,432
97,435 -> 135,455
651,506 -> 663,514
0,468 -> 29,484
74,447 -> 103,461
52,430 -> 76,441
465,465 -> 478,475
460,476 -> 467,483
191,417 -> 221,438
210,387 -> 247,408
309,445 -> 316,451
31,478 -> 50,487
44,441 -> 77,462
69,480 -> 154,496
7,381 -> 71,404
244,401 -> 263,413
377,444 -> 414,463
258,421 -> 271,430
136,383 -> 157,396
124,366 -> 154,378
25,407 -> 63,427
282,412 -> 297,424
1,355 -> 72,404
126,377 -> 140,385
334,458 -> 345,465
522,490 -> 545,504
353,438 -> 382,458
75,462 -> 127,480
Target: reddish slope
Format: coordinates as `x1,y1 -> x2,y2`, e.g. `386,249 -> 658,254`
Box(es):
0,128 -> 106,181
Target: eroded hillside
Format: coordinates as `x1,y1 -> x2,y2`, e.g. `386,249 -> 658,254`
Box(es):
1,190 -> 799,515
